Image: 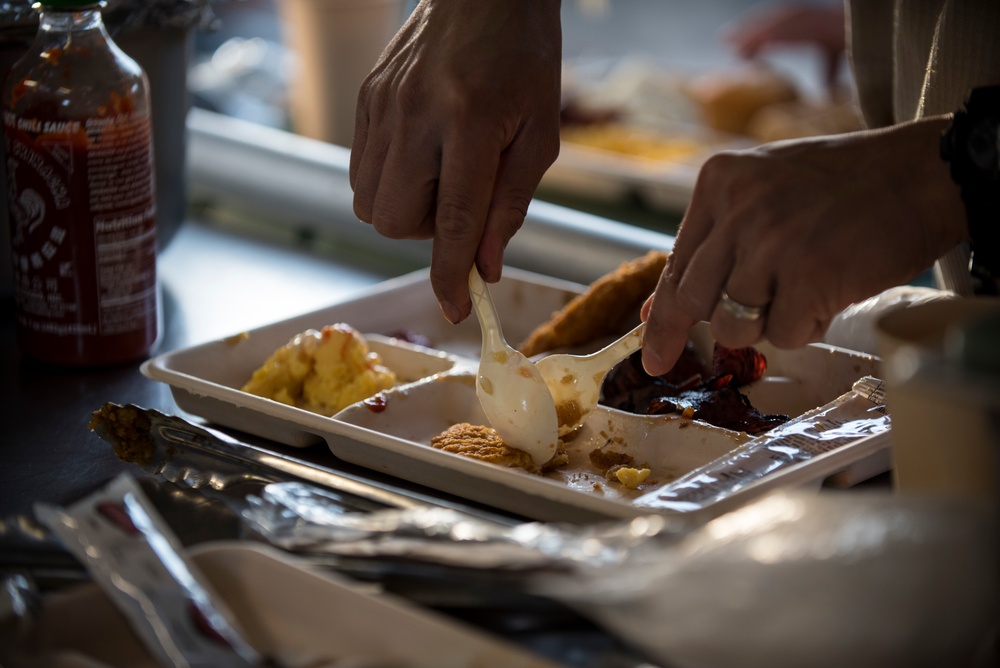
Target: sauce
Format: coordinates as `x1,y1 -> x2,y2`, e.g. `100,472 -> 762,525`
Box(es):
363,394 -> 389,412
4,4 -> 158,365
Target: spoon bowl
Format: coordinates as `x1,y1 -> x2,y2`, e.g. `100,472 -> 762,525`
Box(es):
468,268 -> 559,468
534,323 -> 645,436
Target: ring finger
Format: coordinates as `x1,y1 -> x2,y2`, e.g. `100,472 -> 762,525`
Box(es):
711,262 -> 772,349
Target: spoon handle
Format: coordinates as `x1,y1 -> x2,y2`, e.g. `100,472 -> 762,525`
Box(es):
586,322 -> 645,370
468,268 -> 506,350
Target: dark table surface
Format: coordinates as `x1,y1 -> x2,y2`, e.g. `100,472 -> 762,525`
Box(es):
1,218 -> 401,520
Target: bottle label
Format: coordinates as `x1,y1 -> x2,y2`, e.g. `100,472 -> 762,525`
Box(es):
4,109 -> 157,363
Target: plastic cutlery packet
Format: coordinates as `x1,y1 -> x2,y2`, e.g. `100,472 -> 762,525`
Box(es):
630,376 -> 891,515
33,474 -> 269,668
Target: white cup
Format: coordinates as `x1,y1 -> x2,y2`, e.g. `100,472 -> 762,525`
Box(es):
875,297 -> 1000,501
278,0 -> 407,146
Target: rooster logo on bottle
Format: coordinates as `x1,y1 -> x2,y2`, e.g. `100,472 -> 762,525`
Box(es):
9,186 -> 66,275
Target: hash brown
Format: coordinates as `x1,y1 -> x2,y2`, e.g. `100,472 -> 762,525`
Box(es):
517,249 -> 669,357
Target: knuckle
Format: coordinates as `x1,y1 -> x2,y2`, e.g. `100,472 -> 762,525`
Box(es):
436,192 -> 479,225
537,132 -> 561,166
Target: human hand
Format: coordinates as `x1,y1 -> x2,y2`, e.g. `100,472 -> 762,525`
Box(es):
725,3 -> 846,94
640,116 -> 969,375
350,0 -> 563,324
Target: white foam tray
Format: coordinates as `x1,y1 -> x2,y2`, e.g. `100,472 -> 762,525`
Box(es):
143,267 -> 884,523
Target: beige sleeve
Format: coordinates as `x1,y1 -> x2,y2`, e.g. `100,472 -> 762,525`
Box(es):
847,0 -> 1000,294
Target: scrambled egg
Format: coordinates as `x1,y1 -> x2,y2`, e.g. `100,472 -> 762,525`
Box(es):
241,324 -> 396,416
614,466 -> 651,490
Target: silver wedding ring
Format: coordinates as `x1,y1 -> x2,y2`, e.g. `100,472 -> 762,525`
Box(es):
719,290 -> 768,322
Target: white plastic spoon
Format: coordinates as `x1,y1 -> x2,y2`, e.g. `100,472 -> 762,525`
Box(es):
468,268 -> 559,468
535,322 -> 645,436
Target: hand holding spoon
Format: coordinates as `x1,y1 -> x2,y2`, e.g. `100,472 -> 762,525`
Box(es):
468,268 -> 559,468
534,323 -> 645,436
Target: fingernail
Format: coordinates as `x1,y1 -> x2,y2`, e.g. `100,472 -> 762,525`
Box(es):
441,300 -> 462,324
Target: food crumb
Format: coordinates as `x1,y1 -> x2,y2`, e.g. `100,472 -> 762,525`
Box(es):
589,445 -> 633,471
613,466 -> 651,489
224,331 -> 249,346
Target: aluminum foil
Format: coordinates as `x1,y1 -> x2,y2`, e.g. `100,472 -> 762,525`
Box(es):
242,481 -> 690,571
243,481 -> 998,668
534,491 -> 999,668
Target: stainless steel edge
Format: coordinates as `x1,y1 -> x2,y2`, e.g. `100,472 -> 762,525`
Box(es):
185,108 -> 674,285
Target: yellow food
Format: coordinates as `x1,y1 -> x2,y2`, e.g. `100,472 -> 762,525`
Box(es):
561,123 -> 704,161
684,66 -> 799,135
430,423 -> 569,474
241,324 -> 396,416
613,466 -> 651,489
430,422 -> 538,472
518,249 -> 669,357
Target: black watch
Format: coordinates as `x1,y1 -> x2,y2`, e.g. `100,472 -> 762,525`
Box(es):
940,85 -> 1000,294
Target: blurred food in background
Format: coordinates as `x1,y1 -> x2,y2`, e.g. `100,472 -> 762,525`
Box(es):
560,57 -> 861,151
548,57 -> 862,213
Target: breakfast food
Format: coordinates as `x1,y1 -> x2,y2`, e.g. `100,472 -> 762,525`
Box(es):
430,423 -> 568,475
241,324 -> 397,416
518,249 -> 669,357
745,98 -> 862,142
684,66 -> 799,135
560,122 -> 705,162
613,466 -> 651,490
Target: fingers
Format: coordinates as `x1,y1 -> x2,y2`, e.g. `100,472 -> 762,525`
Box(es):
349,88 -> 370,196
762,266 -> 830,349
706,228 -> 772,348
641,161 -> 728,375
476,120 -> 560,282
429,129 -> 503,324
372,132 -> 440,240
351,100 -> 392,227
641,265 -> 699,377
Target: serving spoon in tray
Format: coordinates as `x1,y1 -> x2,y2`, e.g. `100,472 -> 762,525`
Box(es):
468,267 -> 559,468
535,322 -> 645,437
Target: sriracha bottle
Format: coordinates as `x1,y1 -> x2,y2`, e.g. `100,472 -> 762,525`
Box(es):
3,0 -> 159,366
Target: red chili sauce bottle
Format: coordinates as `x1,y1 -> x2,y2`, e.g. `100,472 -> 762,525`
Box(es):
3,0 -> 159,366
